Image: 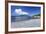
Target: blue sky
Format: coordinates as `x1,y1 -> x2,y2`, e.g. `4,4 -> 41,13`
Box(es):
11,6 -> 41,16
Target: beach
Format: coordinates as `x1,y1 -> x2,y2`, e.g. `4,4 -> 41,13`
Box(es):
11,19 -> 41,28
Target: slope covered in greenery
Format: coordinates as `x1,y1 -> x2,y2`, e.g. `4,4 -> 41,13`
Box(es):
33,14 -> 40,16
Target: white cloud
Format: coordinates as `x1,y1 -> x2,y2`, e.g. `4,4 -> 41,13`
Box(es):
15,9 -> 29,15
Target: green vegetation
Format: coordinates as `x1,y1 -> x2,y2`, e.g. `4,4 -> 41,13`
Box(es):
20,14 -> 28,16
33,14 -> 40,16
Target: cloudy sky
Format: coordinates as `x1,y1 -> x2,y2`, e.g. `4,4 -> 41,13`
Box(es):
11,6 -> 41,16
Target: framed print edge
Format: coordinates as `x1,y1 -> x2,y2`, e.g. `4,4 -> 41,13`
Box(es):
5,1 -> 45,34
5,0 -> 8,34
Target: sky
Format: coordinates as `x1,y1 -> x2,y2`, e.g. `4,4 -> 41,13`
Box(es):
11,6 -> 41,16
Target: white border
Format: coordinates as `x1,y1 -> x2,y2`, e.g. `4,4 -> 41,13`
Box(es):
8,3 -> 43,32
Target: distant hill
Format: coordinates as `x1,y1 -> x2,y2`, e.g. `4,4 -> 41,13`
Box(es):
33,14 -> 40,16
31,14 -> 40,19
20,15 -> 31,18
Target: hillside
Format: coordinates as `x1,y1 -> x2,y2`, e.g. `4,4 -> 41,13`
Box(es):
33,14 -> 40,16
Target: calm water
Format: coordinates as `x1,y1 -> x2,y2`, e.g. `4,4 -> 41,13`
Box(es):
11,16 -> 41,28
11,16 -> 31,22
